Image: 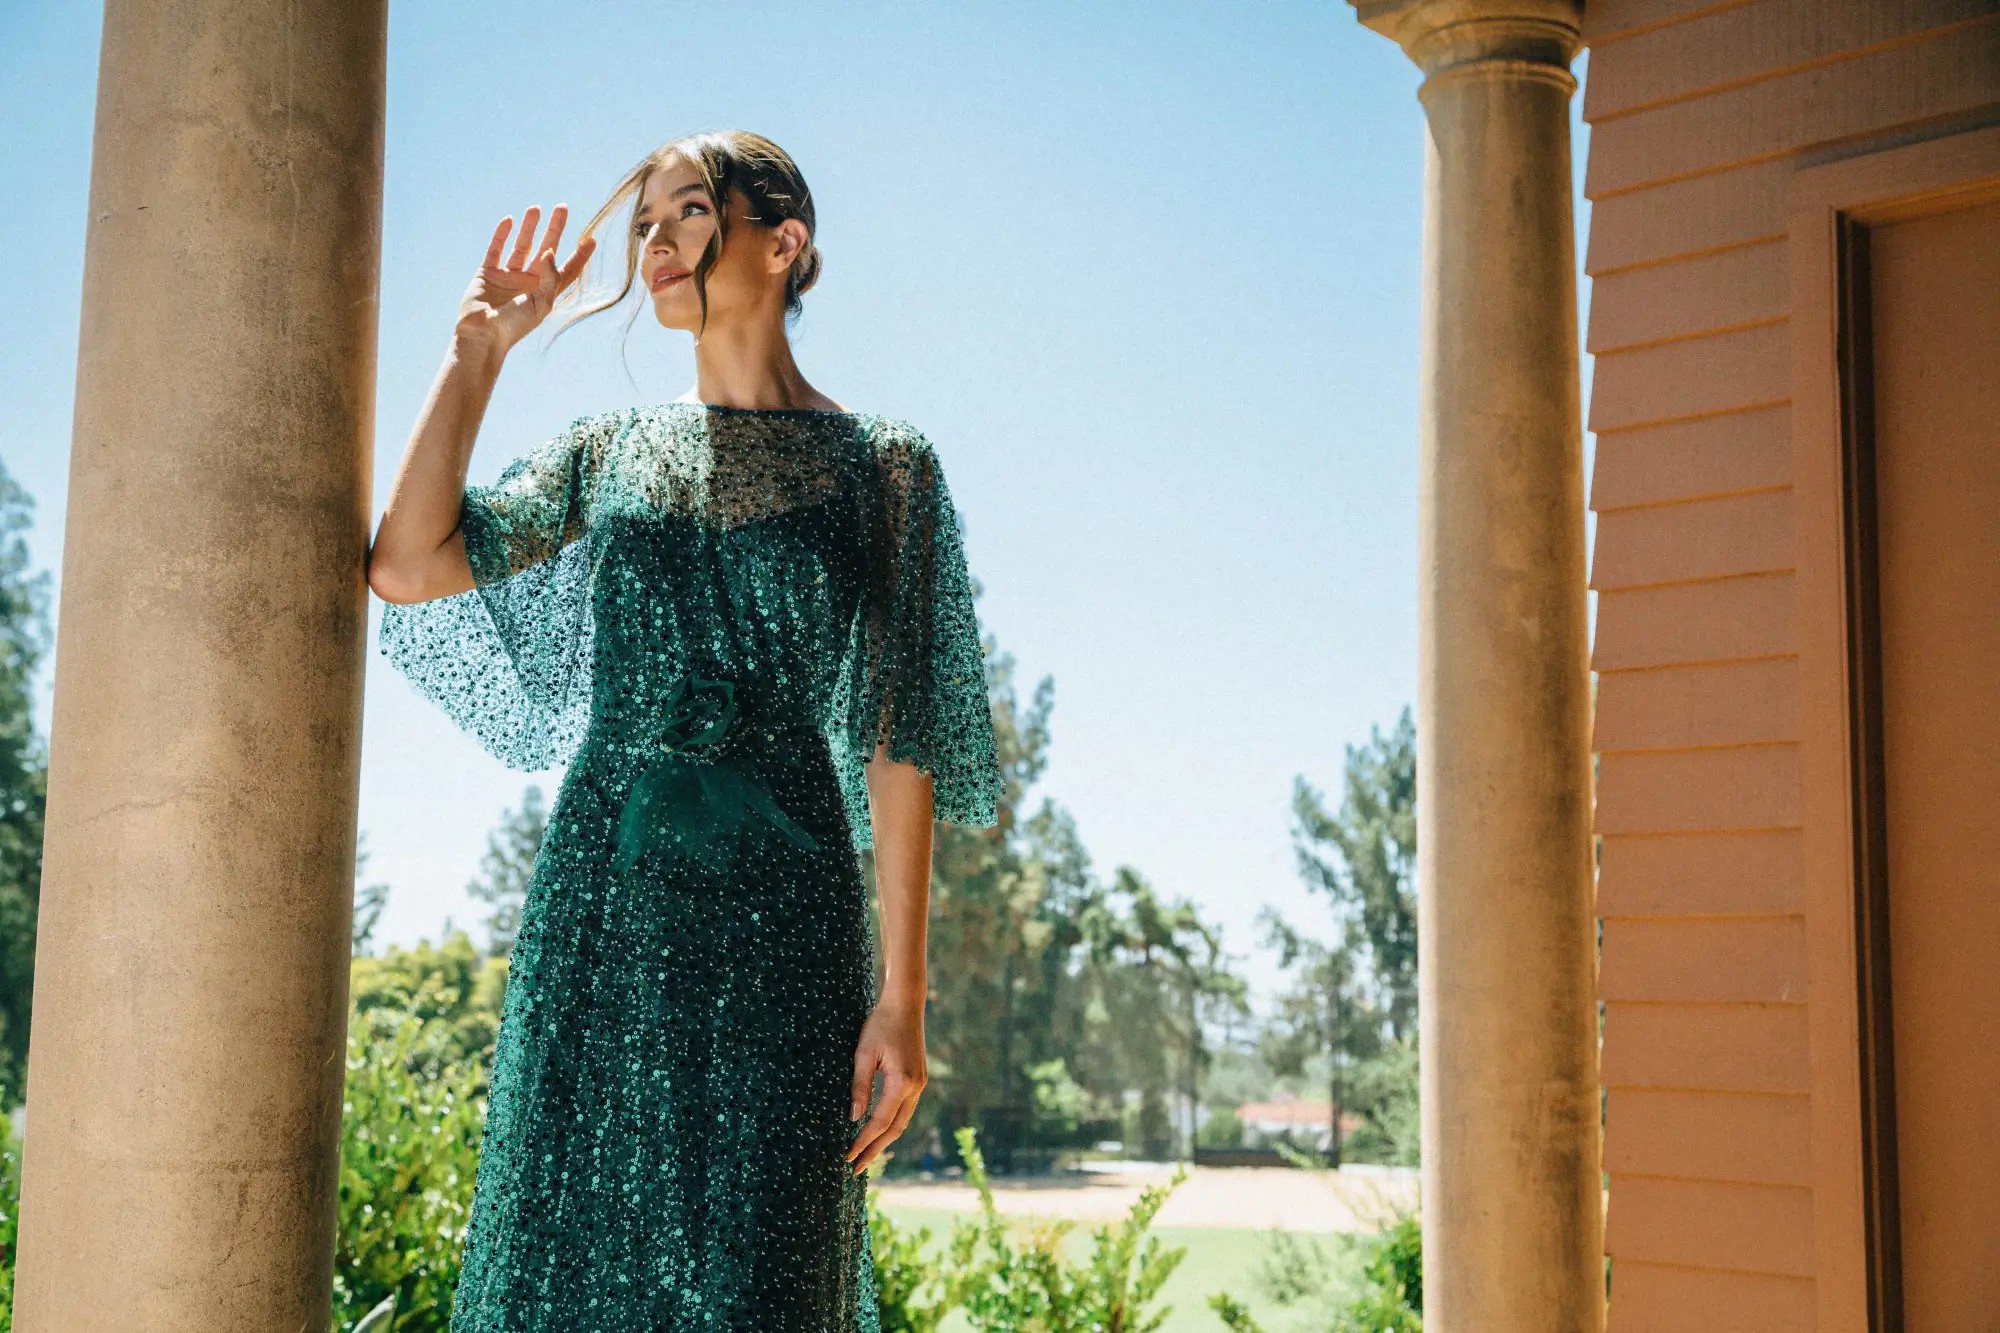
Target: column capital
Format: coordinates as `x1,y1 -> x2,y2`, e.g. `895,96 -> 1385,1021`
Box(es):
1349,0 -> 1581,91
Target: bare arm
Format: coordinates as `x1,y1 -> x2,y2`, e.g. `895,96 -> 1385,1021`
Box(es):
867,744 -> 937,1007
367,203 -> 596,605
845,743 -> 937,1174
367,338 -> 505,603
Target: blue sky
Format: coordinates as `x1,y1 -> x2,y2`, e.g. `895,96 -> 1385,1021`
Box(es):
3,2 -> 1591,1011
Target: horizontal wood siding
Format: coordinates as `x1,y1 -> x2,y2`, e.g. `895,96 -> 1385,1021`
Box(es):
1607,1262 -> 1815,1332
1583,4 -> 2000,1323
1607,1177 -> 1816,1276
1587,18 -> 2000,195
1593,572 -> 1795,670
1596,744 -> 1800,834
1590,406 -> 1790,511
1589,322 -> 1788,433
1605,1089 -> 1814,1185
1583,0 -> 1755,47
1602,1002 -> 1811,1094
1584,158 -> 1788,274
1584,0 -> 2000,120
1589,488 -> 1796,590
1594,658 -> 1799,751
1585,241 -> 1786,353
1601,917 -> 1807,1003
1596,831 -> 1803,917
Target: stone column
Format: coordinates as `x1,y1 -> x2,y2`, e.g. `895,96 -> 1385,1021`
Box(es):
12,3 -> 386,1329
1350,2 -> 1602,1329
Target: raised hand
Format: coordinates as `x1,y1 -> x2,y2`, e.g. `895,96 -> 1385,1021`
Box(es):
456,203 -> 598,355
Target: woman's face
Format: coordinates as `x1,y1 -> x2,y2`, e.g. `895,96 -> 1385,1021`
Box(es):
634,156 -> 800,333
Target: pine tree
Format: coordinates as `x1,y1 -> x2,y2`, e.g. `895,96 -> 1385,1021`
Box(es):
466,786 -> 549,959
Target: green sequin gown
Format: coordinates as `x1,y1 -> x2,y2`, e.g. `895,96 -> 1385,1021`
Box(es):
378,404 -> 1003,1332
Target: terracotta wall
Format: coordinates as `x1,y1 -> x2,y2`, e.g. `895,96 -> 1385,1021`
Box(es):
1580,2 -> 2000,1329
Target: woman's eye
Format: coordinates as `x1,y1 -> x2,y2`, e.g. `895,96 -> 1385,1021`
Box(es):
633,203 -> 706,236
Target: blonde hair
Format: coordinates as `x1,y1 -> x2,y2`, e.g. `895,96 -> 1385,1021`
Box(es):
551,130 -> 822,343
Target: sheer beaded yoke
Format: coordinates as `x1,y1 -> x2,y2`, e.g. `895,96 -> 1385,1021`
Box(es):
377,404 -> 1002,1332
381,404 -> 1003,854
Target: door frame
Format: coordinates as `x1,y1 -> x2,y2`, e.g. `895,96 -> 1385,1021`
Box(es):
1790,122 -> 2000,1333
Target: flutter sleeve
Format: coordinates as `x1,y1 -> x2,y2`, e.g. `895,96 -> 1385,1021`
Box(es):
828,421 -> 1004,852
377,410 -> 613,773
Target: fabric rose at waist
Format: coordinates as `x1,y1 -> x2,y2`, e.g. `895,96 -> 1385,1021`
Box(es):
600,671 -> 828,876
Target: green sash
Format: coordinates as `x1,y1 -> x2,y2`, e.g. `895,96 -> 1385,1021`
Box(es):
611,673 -> 823,874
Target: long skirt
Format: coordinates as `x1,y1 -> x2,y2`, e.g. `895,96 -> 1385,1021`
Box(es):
447,728 -> 884,1332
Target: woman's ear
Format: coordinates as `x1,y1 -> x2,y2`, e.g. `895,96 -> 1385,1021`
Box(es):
770,217 -> 811,274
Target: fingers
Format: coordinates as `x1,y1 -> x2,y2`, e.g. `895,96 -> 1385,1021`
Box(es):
535,203 -> 578,287
507,204 -> 541,269
849,1047 -> 879,1122
846,1071 -> 923,1174
849,1083 -> 896,1159
483,216 -> 513,271
499,203 -> 594,295
539,203 -> 567,264
482,204 -> 595,308
556,232 -> 598,292
849,1094 -> 918,1174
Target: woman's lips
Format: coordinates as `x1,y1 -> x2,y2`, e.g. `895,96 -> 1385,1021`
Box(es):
652,269 -> 690,291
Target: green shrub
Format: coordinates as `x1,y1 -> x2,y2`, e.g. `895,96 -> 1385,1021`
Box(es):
941,1124 -> 1187,1332
1250,1228 -> 1340,1306
1332,1211 -> 1422,1332
0,968 -> 1260,1332
1196,1105 -> 1245,1148
1207,1290 -> 1265,1331
867,1201 -> 950,1333
1208,1210 -> 1422,1332
1024,1058 -> 1089,1142
331,1014 -> 485,1333
348,934 -> 507,1087
1337,1039 -> 1420,1168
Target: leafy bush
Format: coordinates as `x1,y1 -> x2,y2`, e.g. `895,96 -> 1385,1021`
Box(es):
1208,1211 -> 1422,1332
1208,1291 -> 1262,1331
1196,1105 -> 1245,1148
1250,1228 -> 1341,1306
940,1123 -> 1187,1332
331,1014 -> 485,1333
867,1203 -> 950,1333
1337,1039 -> 1420,1168
1024,1058 -> 1090,1142
0,938 -> 1262,1332
347,933 -> 507,1087
1327,1211 -> 1421,1332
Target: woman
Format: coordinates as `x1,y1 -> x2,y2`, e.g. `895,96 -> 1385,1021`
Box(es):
367,129 -> 1003,1332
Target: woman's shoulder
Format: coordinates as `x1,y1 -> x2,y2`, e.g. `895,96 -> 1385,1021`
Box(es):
526,407 -> 632,465
569,405 -> 642,440
856,412 -> 945,467
544,409 -> 637,482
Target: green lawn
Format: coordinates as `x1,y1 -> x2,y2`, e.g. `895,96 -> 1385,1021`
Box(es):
872,1200 -> 1368,1333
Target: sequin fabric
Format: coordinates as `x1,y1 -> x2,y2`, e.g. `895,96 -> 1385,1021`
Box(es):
377,403 -> 1003,1331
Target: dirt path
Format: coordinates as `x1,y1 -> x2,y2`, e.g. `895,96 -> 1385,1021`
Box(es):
872,1162 -> 1418,1234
